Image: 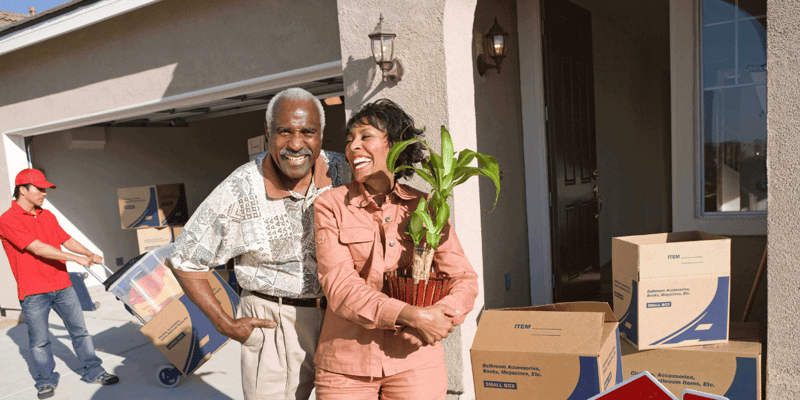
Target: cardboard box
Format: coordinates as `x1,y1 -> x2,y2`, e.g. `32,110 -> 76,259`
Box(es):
620,323 -> 761,400
118,183 -> 188,229
471,302 -> 623,399
612,231 -> 730,350
136,226 -> 183,254
140,270 -> 238,376
248,135 -> 267,161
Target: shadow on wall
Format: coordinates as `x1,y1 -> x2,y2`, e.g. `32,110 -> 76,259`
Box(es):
341,55 -> 395,111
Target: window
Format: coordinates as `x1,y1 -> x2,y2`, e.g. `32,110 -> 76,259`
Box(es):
701,0 -> 767,214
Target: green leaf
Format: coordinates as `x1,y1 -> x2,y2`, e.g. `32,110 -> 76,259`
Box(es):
475,152 -> 501,210
428,152 -> 444,187
442,125 -> 455,175
407,200 -> 426,246
426,231 -> 442,250
386,138 -> 426,175
455,149 -> 477,170
393,165 -> 436,187
411,198 -> 435,236
433,196 -> 450,233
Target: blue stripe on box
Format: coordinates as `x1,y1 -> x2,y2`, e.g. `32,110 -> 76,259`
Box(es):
724,357 -> 758,400
650,276 -> 729,346
615,328 -> 623,384
618,280 -> 638,344
126,187 -> 160,228
162,185 -> 189,226
566,356 -> 600,400
177,295 -> 230,375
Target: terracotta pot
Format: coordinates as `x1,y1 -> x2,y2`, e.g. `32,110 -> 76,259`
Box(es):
384,270 -> 451,307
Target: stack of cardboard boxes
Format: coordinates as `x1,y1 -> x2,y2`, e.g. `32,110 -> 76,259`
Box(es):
117,183 -> 188,254
612,231 -> 761,399
470,231 -> 762,400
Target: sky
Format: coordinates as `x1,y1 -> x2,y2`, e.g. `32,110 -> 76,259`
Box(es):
1,0 -> 70,15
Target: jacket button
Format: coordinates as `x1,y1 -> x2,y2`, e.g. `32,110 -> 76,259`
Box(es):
389,241 -> 396,247
385,217 -> 391,222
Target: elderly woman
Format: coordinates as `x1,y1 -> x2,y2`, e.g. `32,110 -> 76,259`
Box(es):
313,99 -> 479,399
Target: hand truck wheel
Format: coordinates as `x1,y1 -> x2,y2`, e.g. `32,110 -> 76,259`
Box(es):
157,364 -> 182,388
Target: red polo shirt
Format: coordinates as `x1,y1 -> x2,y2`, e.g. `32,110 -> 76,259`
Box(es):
0,202 -> 72,300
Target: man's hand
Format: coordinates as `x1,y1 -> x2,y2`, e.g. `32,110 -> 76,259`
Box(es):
221,317 -> 277,343
88,254 -> 103,265
73,255 -> 93,267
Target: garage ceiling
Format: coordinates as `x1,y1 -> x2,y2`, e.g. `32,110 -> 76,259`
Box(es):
96,76 -> 344,128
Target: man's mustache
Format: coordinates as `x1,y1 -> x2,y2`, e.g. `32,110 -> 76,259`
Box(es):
280,148 -> 312,157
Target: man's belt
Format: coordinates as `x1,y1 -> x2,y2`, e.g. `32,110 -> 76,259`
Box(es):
250,291 -> 327,310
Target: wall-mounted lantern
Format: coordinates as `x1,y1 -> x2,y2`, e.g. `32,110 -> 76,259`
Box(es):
477,17 -> 509,76
369,14 -> 404,82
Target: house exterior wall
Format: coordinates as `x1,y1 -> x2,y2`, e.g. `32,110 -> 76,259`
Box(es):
0,0 -> 341,135
473,0 -> 531,309
766,0 -> 800,397
336,1 -> 480,397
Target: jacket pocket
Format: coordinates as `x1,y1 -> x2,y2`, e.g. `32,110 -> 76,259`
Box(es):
339,226 -> 375,263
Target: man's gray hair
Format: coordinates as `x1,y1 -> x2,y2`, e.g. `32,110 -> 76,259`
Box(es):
265,88 -> 325,138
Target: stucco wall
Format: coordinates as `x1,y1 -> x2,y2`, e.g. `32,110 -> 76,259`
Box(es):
472,0 -> 531,308
337,1 -> 480,397
767,0 -> 800,397
27,103 -> 345,279
0,0 -> 341,133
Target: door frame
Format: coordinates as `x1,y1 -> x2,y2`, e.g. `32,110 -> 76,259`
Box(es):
516,0 -> 553,305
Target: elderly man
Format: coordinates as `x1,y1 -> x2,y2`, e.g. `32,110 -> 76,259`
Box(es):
168,87 -> 351,400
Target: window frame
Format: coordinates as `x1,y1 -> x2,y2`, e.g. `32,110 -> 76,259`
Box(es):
670,0 -> 767,235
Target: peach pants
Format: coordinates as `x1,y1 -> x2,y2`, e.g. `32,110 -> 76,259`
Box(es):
314,358 -> 447,400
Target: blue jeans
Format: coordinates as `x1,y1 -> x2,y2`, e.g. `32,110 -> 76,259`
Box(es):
20,286 -> 105,389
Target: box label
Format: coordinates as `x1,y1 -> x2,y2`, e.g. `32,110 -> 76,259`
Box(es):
484,381 -> 518,390
627,356 -> 758,399
617,276 -> 729,350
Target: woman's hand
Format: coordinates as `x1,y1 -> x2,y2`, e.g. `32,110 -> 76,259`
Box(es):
397,304 -> 458,346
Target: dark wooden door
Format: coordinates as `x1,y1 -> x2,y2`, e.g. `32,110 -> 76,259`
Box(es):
542,0 -> 601,302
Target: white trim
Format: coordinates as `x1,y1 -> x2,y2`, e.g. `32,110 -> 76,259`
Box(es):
4,60 -> 343,138
517,0 -> 553,305
0,0 -> 162,57
670,0 -> 766,235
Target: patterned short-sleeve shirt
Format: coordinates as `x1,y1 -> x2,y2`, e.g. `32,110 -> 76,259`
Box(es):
168,150 -> 351,298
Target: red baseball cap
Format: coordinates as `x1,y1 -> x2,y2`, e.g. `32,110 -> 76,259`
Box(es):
15,168 -> 56,189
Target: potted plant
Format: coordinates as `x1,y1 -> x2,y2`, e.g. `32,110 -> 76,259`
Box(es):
384,125 -> 500,306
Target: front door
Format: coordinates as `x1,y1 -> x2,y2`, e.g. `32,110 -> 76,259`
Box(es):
541,0 -> 601,302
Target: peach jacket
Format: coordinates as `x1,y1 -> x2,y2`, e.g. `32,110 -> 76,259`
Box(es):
313,181 -> 479,378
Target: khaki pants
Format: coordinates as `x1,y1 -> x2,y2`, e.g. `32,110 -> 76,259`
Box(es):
239,290 -> 325,400
314,357 -> 447,400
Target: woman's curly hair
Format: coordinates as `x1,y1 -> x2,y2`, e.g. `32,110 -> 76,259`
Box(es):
345,99 -> 426,180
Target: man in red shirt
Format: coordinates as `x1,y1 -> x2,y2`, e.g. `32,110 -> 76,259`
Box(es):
0,169 -> 119,399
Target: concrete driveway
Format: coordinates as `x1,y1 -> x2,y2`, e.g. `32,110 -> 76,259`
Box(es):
0,286 -> 245,400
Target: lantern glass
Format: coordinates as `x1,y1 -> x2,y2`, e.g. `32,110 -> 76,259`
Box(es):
371,35 -> 395,69
490,35 -> 505,58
